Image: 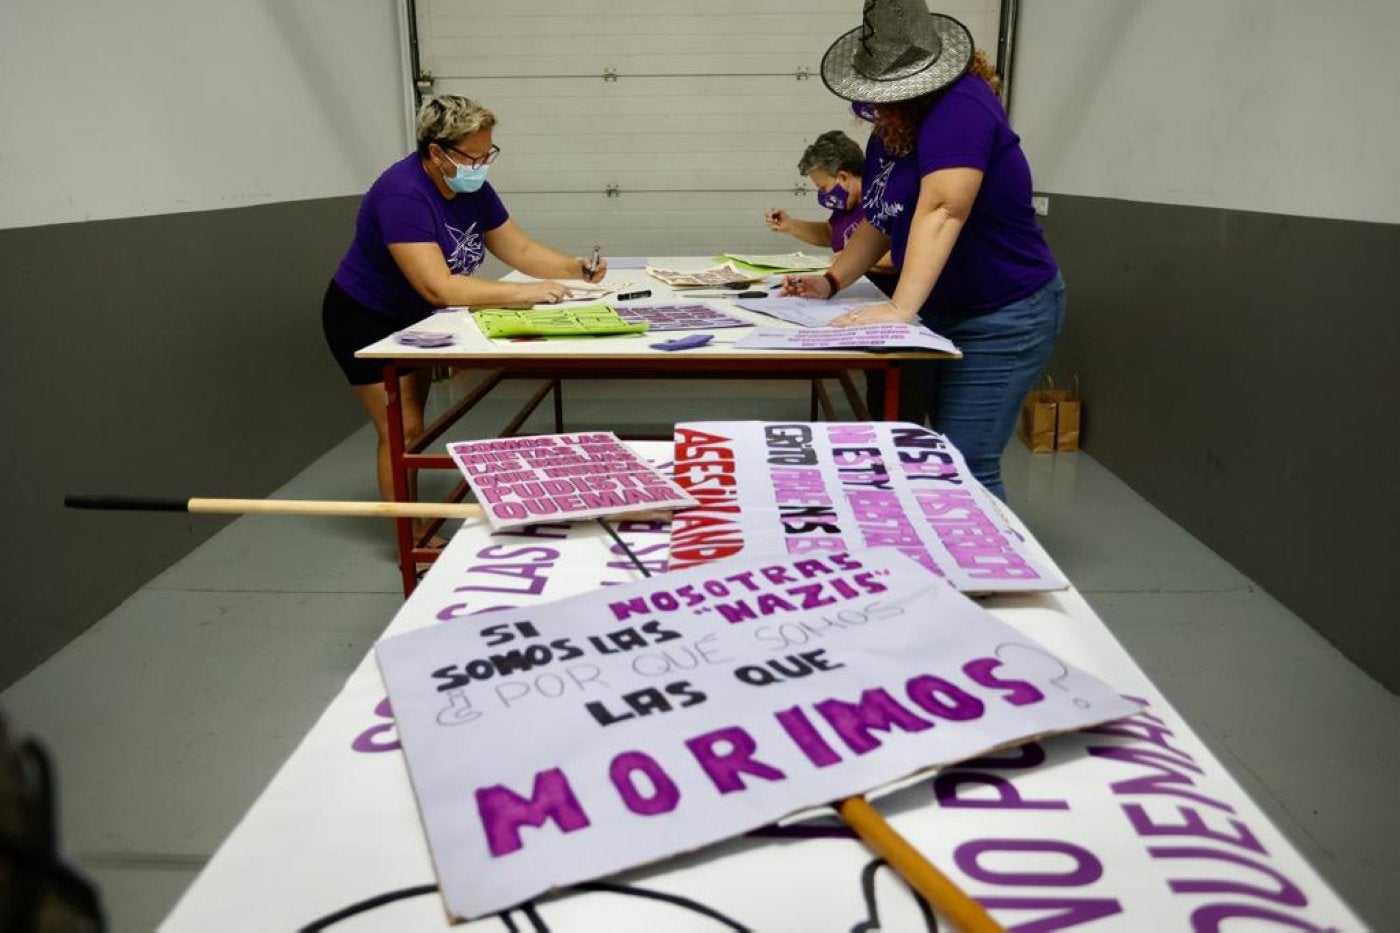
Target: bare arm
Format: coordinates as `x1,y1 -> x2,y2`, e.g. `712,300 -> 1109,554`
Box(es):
386,242 -> 569,307
787,218 -> 835,249
825,167 -> 983,325
780,220 -> 889,296
484,219 -> 603,282
885,167 -> 982,317
765,209 -> 834,249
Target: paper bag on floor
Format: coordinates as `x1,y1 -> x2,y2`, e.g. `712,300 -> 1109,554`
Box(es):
1020,376 -> 1081,452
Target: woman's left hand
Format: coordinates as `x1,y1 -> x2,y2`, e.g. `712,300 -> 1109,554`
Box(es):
830,302 -> 916,327
578,256 -> 609,283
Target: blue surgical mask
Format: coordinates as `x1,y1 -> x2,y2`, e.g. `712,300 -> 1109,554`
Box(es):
818,183 -> 850,211
851,101 -> 877,122
444,160 -> 488,194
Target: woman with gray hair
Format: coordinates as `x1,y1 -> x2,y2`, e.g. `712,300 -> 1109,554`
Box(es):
766,131 -> 896,288
323,95 -> 606,541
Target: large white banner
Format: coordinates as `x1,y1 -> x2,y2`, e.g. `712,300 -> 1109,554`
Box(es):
376,550 -> 1135,920
669,422 -> 1066,592
161,450 -> 1361,931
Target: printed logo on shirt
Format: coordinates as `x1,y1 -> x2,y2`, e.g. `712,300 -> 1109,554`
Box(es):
445,222 -> 485,275
862,159 -> 904,233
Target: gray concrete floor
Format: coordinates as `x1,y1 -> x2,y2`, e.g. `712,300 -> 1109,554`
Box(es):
2,375 -> 1395,931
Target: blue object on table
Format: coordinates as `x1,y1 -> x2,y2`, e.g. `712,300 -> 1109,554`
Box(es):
650,334 -> 714,351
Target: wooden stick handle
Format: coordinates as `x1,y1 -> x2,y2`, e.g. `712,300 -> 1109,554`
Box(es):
65,495 -> 671,524
186,498 -> 488,519
836,796 -> 1004,932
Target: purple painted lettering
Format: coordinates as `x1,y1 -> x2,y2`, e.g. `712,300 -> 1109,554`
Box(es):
475,768 -> 591,857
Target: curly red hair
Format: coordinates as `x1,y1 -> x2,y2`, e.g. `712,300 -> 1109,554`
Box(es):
870,50 -> 1002,157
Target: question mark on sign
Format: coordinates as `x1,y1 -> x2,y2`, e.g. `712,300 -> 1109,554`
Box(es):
435,688 -> 484,726
994,642 -> 1092,709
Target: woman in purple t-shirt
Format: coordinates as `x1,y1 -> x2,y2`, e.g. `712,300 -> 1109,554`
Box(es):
784,0 -> 1065,500
323,95 -> 606,535
764,131 -> 896,291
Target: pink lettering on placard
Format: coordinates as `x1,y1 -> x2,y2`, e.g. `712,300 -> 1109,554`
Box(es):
1088,745 -> 1237,813
813,688 -> 933,754
608,751 -> 682,816
825,424 -> 877,445
974,896 -> 1124,930
935,772 -> 1071,811
685,726 -> 786,793
771,467 -> 830,506
773,705 -> 843,768
912,488 -> 1040,580
1190,904 -> 1336,932
904,675 -> 986,721
1151,846 -> 1308,907
962,657 -> 1047,706
953,839 -> 1125,930
1122,802 -> 1265,854
934,741 -> 1071,810
350,697 -> 399,753
475,768 -> 591,857
957,838 -> 1105,887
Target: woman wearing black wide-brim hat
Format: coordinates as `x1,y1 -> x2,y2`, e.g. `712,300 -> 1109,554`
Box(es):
782,0 -> 1065,501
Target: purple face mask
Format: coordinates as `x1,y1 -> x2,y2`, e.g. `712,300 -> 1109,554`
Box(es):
818,184 -> 849,211
851,101 -> 877,122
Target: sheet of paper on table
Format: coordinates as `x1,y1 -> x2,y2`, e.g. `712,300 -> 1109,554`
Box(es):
646,263 -> 767,288
734,324 -> 959,354
375,547 -> 1138,920
557,284 -> 617,303
719,251 -> 831,272
613,303 -> 750,331
735,279 -> 891,326
447,431 -> 697,529
669,421 -> 1060,592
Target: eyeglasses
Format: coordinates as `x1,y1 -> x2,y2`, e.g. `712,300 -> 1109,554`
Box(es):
444,143 -> 501,168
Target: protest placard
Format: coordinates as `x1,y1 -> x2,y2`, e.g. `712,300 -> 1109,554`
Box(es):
668,422 -> 1066,592
376,549 -> 1137,920
448,432 -> 697,530
734,324 -> 959,354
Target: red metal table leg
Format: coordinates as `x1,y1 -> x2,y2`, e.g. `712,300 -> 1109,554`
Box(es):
384,363 -> 417,596
882,363 -> 901,421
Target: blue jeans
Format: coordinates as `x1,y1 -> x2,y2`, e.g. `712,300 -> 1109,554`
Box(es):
914,273 -> 1066,500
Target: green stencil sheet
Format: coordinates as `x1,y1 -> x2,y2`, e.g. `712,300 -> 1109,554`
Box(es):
472,304 -> 649,338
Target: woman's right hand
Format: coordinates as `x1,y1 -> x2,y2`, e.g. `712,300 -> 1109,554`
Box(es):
765,208 -> 792,233
518,280 -> 572,305
779,274 -> 831,298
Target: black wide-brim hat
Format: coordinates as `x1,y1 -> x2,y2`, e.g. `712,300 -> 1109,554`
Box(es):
821,0 -> 974,104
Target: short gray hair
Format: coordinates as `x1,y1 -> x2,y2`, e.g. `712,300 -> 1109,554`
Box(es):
797,130 -> 864,177
416,95 -> 496,156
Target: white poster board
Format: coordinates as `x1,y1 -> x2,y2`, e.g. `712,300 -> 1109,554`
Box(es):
669,422 -> 1066,592
449,432 -> 697,529
376,549 -> 1135,919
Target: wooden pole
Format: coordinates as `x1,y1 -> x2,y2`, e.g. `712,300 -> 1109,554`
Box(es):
64,495 -> 671,524
836,796 -> 1005,932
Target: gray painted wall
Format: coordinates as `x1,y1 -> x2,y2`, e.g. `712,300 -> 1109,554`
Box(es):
0,197 -> 365,687
1039,194 -> 1400,690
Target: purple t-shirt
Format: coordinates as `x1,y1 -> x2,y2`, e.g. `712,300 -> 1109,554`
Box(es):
829,205 -> 862,250
333,153 -> 509,322
862,74 -> 1057,315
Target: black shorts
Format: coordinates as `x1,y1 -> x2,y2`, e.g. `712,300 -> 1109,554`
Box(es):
322,280 -> 422,386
